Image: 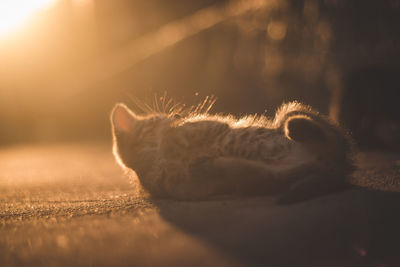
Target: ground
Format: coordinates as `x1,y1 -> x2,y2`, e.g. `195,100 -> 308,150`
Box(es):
1,143 -> 400,266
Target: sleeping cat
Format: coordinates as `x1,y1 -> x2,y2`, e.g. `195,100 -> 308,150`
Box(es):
111,100 -> 354,204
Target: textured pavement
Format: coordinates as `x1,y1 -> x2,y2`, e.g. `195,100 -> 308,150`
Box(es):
1,144 -> 400,266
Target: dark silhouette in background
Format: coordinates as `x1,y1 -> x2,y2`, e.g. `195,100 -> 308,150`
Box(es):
340,66 -> 400,151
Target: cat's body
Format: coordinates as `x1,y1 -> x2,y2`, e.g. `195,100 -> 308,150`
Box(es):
111,101 -> 354,203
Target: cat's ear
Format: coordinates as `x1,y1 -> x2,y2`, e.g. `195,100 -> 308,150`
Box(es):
285,115 -> 326,143
111,103 -> 137,133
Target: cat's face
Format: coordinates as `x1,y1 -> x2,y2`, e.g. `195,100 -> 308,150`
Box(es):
111,104 -> 177,174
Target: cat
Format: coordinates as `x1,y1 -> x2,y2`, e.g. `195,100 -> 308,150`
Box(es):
111,99 -> 354,204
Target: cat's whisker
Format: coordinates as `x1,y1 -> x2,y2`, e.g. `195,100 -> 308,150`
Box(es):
153,94 -> 161,113
192,98 -> 203,114
198,96 -> 209,113
175,104 -> 187,115
141,98 -> 155,114
204,95 -> 217,114
169,102 -> 185,115
165,98 -> 174,114
160,92 -> 167,113
187,104 -> 197,115
128,95 -> 148,114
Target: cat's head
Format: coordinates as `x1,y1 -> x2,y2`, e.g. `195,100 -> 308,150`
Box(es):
111,103 -> 177,175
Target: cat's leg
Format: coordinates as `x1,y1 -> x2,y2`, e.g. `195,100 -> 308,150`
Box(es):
277,172 -> 352,204
188,156 -> 288,197
188,156 -> 352,202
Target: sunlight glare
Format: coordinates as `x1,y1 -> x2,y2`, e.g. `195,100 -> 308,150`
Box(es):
0,0 -> 56,37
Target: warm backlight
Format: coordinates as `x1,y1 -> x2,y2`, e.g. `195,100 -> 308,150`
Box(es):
0,0 -> 56,37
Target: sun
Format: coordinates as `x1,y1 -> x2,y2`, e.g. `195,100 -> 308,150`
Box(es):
0,0 -> 56,37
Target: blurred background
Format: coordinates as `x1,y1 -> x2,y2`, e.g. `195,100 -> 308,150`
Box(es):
0,0 -> 399,149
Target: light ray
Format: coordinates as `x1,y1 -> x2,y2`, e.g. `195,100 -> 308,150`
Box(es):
0,0 -> 56,38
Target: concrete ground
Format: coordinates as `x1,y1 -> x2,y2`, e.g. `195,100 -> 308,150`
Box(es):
1,144 -> 400,266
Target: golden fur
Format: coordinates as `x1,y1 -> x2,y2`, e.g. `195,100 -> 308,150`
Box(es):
111,100 -> 354,203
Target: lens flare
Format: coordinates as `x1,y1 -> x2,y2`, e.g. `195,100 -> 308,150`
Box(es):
0,0 -> 56,37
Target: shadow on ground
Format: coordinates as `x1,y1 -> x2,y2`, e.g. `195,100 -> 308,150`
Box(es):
1,144 -> 400,266
157,190 -> 400,267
